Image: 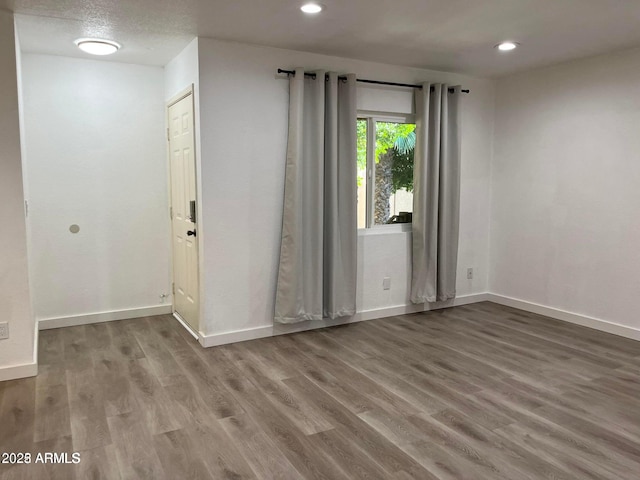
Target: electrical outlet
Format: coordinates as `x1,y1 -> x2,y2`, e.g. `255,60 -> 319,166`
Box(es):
0,322 -> 8,340
383,277 -> 391,290
467,268 -> 474,280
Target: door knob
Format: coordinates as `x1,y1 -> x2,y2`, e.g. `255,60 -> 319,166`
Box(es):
187,230 -> 196,237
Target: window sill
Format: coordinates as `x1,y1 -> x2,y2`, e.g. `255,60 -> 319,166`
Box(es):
358,223 -> 412,236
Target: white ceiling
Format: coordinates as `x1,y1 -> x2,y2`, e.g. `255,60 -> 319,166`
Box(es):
8,0 -> 640,77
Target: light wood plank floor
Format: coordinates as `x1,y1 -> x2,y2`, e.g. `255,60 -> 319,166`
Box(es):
1,301 -> 639,479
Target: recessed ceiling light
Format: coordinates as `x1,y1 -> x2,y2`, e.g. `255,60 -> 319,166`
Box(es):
301,3 -> 323,14
496,41 -> 518,52
75,38 -> 121,56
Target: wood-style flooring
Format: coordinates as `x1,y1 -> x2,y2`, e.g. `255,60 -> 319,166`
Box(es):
1,301 -> 639,479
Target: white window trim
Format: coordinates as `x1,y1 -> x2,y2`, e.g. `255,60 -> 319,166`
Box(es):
358,111 -> 416,231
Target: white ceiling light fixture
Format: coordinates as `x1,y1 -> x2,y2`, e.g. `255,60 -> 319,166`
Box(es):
75,38 -> 121,56
496,41 -> 518,52
300,3 -> 323,14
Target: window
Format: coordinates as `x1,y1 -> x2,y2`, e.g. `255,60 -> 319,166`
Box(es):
357,114 -> 416,229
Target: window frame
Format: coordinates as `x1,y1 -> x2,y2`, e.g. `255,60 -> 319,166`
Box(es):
357,110 -> 416,231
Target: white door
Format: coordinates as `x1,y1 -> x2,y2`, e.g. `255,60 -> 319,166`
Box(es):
168,91 -> 199,332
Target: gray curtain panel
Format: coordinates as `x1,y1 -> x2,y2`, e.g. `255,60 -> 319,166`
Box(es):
275,69 -> 357,324
410,83 -> 462,304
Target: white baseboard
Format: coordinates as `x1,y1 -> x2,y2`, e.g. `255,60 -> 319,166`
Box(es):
199,324 -> 273,348
173,312 -> 200,341
199,293 -> 489,348
353,293 -> 490,323
27,292 -> 637,358
38,305 -> 173,330
0,321 -> 39,382
487,293 -> 640,342
0,361 -> 37,382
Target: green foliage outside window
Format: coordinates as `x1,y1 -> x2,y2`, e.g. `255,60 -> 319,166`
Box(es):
377,122 -> 415,193
356,120 -> 416,192
390,147 -> 414,193
357,119 -> 368,171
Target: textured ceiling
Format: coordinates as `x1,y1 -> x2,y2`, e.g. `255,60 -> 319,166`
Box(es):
8,0 -> 640,77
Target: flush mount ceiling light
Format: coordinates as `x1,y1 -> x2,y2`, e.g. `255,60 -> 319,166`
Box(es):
496,41 -> 518,52
75,38 -> 121,56
300,3 -> 323,14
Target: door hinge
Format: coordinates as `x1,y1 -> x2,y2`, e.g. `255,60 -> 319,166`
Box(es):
172,282 -> 175,295
24,200 -> 29,218
169,206 -> 173,219
167,127 -> 170,142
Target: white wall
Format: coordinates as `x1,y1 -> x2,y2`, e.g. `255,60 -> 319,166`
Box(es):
197,39 -> 495,336
491,46 -> 640,332
165,37 -> 199,101
21,54 -> 170,322
0,12 -> 35,379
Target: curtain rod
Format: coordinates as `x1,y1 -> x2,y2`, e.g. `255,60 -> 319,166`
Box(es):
277,69 -> 470,94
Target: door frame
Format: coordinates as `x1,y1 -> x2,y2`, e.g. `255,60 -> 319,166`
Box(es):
166,84 -> 202,340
